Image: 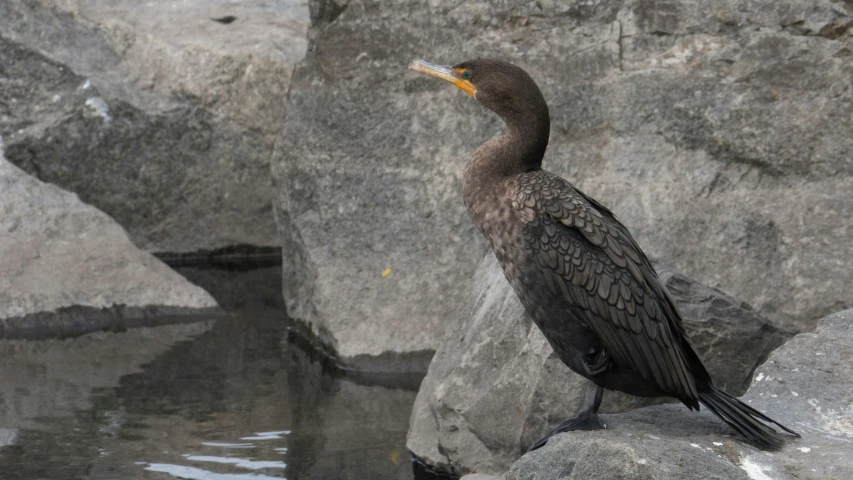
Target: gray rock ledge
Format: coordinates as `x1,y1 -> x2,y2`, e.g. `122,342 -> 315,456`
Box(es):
407,253 -> 792,475
0,156 -> 218,330
506,308 -> 853,480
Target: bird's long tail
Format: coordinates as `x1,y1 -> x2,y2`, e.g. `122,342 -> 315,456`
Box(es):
698,386 -> 799,450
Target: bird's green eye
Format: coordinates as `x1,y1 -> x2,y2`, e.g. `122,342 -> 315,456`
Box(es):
462,70 -> 471,80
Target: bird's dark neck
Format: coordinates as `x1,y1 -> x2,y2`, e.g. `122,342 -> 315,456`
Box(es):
462,109 -> 550,220
464,107 -> 550,182
505,111 -> 550,172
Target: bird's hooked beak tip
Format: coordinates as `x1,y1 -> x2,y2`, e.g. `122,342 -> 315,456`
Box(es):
409,59 -> 476,98
408,59 -> 431,72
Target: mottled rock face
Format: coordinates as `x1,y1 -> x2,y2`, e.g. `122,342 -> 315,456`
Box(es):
0,0 -> 308,252
0,156 -> 216,321
506,309 -> 853,480
274,0 -> 851,363
406,254 -> 791,475
556,1 -> 853,332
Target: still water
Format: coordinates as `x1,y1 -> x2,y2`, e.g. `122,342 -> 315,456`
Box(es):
0,266 -> 421,479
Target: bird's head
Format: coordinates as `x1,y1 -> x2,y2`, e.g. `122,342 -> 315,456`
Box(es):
409,58 -> 548,128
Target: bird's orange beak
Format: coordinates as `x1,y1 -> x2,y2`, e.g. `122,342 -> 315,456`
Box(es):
409,59 -> 476,97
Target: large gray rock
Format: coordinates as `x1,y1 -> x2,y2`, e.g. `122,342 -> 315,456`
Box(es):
0,155 -> 217,325
506,308 -> 853,480
0,0 -> 309,252
273,0 -> 852,364
407,254 -> 791,475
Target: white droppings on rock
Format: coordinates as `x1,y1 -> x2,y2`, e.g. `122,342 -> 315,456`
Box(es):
740,457 -> 775,480
791,391 -> 798,397
662,46 -> 693,66
808,398 -> 822,412
755,372 -> 765,382
85,97 -> 112,125
713,442 -> 724,446
637,459 -> 648,465
690,443 -> 701,448
81,79 -> 91,89
798,447 -> 811,453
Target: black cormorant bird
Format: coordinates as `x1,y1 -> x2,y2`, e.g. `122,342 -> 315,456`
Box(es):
409,58 -> 798,450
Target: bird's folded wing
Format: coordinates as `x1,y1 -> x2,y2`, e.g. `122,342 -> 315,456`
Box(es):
513,172 -> 699,403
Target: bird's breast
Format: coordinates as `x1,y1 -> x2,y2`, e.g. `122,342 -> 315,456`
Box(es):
463,184 -> 532,285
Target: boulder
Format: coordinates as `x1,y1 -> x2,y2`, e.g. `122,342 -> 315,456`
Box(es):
0,155 -> 217,334
506,308 -> 853,480
406,254 -> 791,475
0,0 -> 309,252
273,0 -> 852,365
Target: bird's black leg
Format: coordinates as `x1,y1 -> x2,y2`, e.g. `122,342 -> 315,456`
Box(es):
528,380 -> 605,451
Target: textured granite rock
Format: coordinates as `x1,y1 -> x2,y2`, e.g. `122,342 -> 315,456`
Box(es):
0,155 -> 217,324
407,254 -> 791,475
506,309 -> 853,480
273,0 -> 852,365
0,0 -> 308,252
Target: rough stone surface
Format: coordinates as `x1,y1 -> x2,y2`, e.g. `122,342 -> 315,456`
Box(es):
0,155 -> 217,321
506,309 -> 853,480
0,0 -> 309,252
274,0 -> 852,363
407,254 -> 791,475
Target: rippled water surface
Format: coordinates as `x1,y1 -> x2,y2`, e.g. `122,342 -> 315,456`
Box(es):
0,267 -> 420,479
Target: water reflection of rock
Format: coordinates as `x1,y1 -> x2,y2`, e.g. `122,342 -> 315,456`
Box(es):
0,310 -> 417,480
0,321 -> 214,477
299,380 -> 416,479
0,322 -> 213,429
285,344 -> 418,480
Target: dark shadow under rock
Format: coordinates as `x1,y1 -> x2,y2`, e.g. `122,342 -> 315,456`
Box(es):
0,305 -> 223,340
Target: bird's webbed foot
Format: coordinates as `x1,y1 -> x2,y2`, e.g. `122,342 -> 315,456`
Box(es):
582,348 -> 610,376
528,410 -> 606,451
528,381 -> 605,451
